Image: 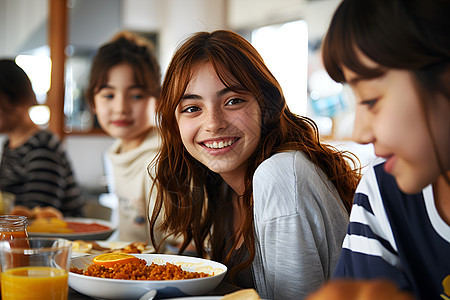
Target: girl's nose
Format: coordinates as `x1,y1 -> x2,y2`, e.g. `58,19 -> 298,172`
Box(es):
204,108 -> 226,133
113,94 -> 130,114
352,108 -> 375,145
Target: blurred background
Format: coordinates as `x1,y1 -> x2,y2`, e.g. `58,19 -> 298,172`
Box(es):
0,0 -> 375,207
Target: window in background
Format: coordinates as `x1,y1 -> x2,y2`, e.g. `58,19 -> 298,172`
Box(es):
15,51 -> 52,126
63,47 -> 96,133
15,50 -> 51,104
251,20 -> 308,116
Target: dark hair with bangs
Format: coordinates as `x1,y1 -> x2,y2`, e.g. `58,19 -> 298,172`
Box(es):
86,31 -> 161,109
322,0 -> 450,183
150,30 -> 360,282
323,0 -> 450,85
0,59 -> 37,112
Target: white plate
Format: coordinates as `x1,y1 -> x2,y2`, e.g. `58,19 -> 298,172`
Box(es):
28,217 -> 115,241
69,253 -> 227,300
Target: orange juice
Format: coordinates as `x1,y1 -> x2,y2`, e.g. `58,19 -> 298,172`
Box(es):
1,266 -> 68,300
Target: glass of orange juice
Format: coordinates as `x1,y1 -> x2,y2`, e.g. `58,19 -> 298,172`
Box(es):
0,237 -> 72,300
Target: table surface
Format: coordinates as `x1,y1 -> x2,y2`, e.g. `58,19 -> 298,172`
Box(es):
69,281 -> 240,299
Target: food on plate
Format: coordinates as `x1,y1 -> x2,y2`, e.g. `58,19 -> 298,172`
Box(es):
72,240 -> 96,253
152,258 -> 224,276
112,241 -> 149,253
72,240 -> 153,254
221,289 -> 261,299
10,206 -> 63,219
27,217 -> 73,233
27,218 -> 111,234
93,253 -> 140,268
70,254 -> 211,280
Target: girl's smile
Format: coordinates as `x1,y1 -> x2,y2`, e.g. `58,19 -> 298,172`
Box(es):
382,155 -> 397,174
200,137 -> 240,155
111,119 -> 133,127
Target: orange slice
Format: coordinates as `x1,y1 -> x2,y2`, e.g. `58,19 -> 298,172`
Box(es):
92,253 -> 140,268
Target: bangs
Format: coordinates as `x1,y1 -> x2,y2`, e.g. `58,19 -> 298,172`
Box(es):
322,0 -> 386,84
91,68 -> 109,94
209,51 -> 265,104
132,64 -> 153,93
212,61 -> 249,94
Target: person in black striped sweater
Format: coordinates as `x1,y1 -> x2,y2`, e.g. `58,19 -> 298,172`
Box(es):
0,59 -> 84,217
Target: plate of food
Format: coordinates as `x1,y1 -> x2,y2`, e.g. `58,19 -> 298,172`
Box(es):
69,253 -> 227,300
71,240 -> 155,257
27,217 -> 115,240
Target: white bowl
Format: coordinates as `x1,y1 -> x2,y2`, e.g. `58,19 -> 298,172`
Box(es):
69,253 -> 227,300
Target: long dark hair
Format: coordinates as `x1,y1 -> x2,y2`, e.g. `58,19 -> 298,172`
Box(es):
150,30 -> 360,281
322,0 -> 450,184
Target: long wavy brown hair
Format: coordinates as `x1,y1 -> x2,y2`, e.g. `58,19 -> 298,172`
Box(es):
150,30 -> 360,281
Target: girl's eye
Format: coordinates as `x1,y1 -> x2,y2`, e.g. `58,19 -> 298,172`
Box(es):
181,106 -> 200,113
360,98 -> 378,110
226,98 -> 245,106
131,94 -> 144,100
102,94 -> 114,100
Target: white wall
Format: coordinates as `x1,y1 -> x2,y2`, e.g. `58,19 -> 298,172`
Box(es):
65,135 -> 114,190
0,0 -> 47,57
228,0 -> 307,29
122,0 -> 227,75
304,0 -> 341,41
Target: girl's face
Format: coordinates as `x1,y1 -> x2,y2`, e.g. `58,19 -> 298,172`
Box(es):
345,54 -> 450,194
175,62 -> 261,187
94,63 -> 156,151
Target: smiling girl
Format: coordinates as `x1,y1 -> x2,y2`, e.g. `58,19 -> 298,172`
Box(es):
307,0 -> 450,299
149,30 -> 360,299
86,31 -> 163,243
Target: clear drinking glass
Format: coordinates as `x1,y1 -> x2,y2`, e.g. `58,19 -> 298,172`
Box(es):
0,237 -> 72,300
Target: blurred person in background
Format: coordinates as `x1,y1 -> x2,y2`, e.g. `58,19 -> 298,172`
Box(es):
307,0 -> 449,299
0,59 -> 84,218
86,31 -> 165,244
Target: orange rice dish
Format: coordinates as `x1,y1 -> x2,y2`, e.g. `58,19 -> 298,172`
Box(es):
70,258 -> 210,280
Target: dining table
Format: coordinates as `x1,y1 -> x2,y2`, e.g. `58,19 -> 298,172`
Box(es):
68,280 -> 241,299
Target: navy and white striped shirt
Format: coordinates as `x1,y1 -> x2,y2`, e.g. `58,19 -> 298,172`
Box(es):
333,159 -> 450,300
0,130 -> 83,216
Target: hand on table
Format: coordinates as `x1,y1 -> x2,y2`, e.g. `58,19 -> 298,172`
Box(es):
306,279 -> 414,300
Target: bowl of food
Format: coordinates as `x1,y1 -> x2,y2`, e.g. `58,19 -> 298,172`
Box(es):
69,253 -> 227,299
